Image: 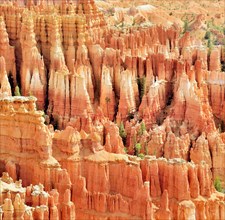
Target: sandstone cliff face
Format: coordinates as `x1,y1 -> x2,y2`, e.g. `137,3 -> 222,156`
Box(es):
117,69 -> 136,122
0,97 -> 72,206
20,15 -> 46,109
47,17 -> 70,127
0,17 -> 17,88
0,57 -> 12,98
51,126 -> 225,220
0,0 -> 225,220
100,66 -> 116,120
139,79 -> 170,127
207,71 -> 225,122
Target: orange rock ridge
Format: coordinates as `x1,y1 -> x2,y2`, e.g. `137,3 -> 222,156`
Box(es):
0,0 -> 225,220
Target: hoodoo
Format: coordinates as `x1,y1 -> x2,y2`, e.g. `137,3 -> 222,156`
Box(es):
0,0 -> 224,219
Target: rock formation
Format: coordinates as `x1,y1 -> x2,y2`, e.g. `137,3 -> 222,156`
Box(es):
0,17 -> 17,88
0,0 -> 225,219
0,57 -> 12,98
0,172 -> 75,220
20,14 -> 46,109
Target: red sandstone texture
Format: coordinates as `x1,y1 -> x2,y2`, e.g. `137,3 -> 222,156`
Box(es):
0,0 -> 225,219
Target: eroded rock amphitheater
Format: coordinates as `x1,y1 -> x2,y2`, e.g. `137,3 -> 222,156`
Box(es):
0,0 -> 224,219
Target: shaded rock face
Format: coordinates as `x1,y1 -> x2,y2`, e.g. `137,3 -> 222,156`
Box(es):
0,0 -> 225,220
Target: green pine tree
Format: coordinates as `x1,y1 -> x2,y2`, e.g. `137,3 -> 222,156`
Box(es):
138,121 -> 146,135
119,122 -> 127,145
135,143 -> 142,155
14,86 -> 21,96
214,177 -> 222,192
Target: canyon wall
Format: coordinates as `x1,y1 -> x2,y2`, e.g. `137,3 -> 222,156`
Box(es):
0,0 -> 224,219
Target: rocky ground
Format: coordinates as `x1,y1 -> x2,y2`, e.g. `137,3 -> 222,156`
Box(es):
0,0 -> 224,219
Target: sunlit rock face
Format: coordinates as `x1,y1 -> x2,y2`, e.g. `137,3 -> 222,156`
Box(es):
0,56 -> 12,98
0,0 -> 225,219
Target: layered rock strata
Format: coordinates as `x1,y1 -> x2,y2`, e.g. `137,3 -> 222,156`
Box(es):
0,0 -> 225,219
